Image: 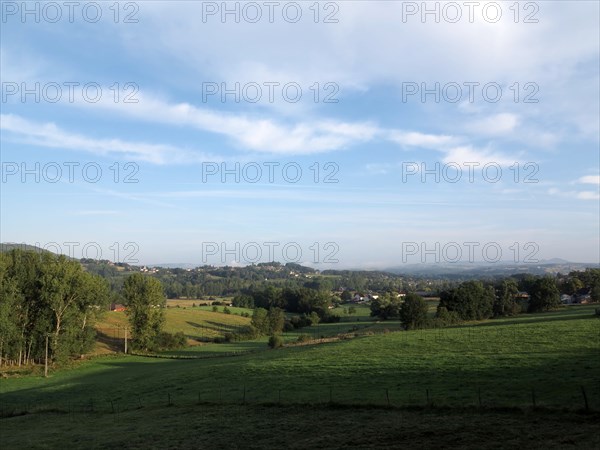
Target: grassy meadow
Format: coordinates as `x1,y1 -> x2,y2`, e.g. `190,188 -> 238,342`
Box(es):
1,305 -> 598,448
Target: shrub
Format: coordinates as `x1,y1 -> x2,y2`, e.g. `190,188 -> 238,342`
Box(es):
212,306 -> 218,312
436,306 -> 462,326
223,306 -> 231,314
152,332 -> 186,351
296,334 -> 312,343
290,315 -> 313,329
268,335 -> 283,349
320,314 -> 341,323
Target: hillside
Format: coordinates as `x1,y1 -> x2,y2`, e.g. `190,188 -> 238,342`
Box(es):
1,306 -> 598,449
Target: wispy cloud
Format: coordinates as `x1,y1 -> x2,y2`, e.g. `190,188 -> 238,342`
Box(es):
578,175 -> 600,185
0,114 -> 218,164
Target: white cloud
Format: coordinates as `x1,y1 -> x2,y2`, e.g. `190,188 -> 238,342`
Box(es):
466,113 -> 519,136
442,145 -> 518,167
0,114 -> 217,164
548,188 -> 600,201
388,131 -> 454,149
578,175 -> 600,185
577,191 -> 600,200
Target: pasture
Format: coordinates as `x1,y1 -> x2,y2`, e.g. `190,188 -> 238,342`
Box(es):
1,305 -> 598,449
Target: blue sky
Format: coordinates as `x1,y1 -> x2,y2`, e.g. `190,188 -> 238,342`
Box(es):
1,1 -> 599,268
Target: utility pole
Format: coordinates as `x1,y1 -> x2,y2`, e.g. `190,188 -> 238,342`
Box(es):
44,335 -> 49,377
124,327 -> 128,354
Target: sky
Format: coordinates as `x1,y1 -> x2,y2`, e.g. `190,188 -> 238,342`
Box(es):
1,0 -> 599,268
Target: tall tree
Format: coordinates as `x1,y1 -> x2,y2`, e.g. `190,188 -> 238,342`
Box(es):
527,277 -> 560,312
438,281 -> 494,321
123,273 -> 166,351
399,293 -> 429,330
493,279 -> 519,317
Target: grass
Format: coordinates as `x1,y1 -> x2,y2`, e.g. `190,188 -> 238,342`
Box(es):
1,305 -> 598,448
2,404 -> 598,450
94,308 -> 251,352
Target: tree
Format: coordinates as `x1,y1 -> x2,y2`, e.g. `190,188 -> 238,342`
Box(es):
527,277 -> 560,312
267,308 -> 285,334
493,279 -> 519,317
123,273 -> 166,351
399,293 -> 428,330
0,249 -> 108,365
251,308 -> 270,335
370,293 -> 402,320
591,280 -> 600,302
341,290 -> 352,302
438,281 -> 494,321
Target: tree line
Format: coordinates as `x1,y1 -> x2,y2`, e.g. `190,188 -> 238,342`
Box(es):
0,250 -> 110,365
370,271 -> 600,330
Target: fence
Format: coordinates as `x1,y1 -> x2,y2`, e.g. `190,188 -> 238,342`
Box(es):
1,383 -> 595,419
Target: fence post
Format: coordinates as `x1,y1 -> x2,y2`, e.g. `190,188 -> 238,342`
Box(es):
385,388 -> 390,407
580,386 -> 589,412
44,335 -> 49,377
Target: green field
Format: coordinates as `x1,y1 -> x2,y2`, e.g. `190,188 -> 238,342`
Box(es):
1,305 -> 599,449
95,308 -> 252,352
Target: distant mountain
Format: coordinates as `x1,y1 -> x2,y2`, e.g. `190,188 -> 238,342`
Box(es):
148,263 -> 198,269
384,261 -> 598,278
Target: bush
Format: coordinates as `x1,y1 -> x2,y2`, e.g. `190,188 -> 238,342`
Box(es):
290,314 -> 312,329
268,335 -> 283,349
152,332 -> 186,351
296,334 -> 312,343
320,314 -> 341,323
283,321 -> 294,332
223,306 -> 231,314
436,306 -> 462,326
212,306 -> 218,312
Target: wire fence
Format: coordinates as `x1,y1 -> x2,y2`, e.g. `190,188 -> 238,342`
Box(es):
1,383 -> 595,419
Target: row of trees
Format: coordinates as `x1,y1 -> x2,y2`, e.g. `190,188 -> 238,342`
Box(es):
0,250 -> 183,366
0,250 -> 110,365
371,275 -> 572,330
233,285 -> 335,319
